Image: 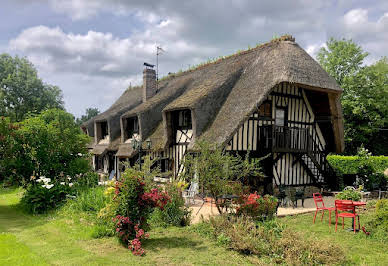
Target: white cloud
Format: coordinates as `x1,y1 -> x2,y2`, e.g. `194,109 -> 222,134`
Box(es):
48,0 -> 105,20
343,8 -> 368,27
6,1 -> 388,117
338,8 -> 388,62
306,43 -> 326,58
9,21 -> 216,116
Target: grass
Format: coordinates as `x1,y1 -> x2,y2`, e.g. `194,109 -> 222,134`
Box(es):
282,209 -> 388,265
0,187 -> 261,265
1,187 -> 387,265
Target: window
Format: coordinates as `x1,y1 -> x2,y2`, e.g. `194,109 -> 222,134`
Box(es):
100,121 -> 108,138
173,110 -> 192,130
259,101 -> 272,118
275,108 -> 286,126
125,117 -> 139,138
154,158 -> 170,173
95,156 -> 103,171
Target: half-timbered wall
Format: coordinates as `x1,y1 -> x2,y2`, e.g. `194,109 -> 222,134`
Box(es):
226,82 -> 327,186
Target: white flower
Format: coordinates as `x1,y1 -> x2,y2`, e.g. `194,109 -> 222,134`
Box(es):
77,153 -> 82,156
46,184 -> 54,189
67,176 -> 72,180
60,182 -> 65,185
69,183 -> 73,187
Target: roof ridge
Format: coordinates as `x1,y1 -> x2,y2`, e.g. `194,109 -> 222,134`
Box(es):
158,34 -> 295,82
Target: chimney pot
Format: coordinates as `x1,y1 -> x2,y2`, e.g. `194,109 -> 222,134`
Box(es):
143,68 -> 156,102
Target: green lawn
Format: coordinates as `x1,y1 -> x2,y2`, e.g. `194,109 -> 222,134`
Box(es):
1,187 -> 387,265
282,209 -> 388,265
0,187 -> 260,265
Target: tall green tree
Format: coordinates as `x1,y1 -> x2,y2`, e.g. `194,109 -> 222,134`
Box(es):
76,107 -> 100,126
0,109 -> 90,184
317,38 -> 388,155
0,54 -> 64,121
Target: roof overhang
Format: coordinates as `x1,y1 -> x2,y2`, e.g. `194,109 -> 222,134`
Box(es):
115,143 -> 138,158
92,145 -> 108,156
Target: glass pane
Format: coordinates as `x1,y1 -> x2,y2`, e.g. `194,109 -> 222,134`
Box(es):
275,109 -> 285,126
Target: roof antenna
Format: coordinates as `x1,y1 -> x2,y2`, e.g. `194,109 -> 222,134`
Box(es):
156,46 -> 164,90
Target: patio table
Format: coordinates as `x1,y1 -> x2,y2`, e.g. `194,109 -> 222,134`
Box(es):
219,195 -> 239,213
348,201 -> 366,232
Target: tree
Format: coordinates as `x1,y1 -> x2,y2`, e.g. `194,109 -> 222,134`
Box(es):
317,38 -> 368,88
0,109 -> 90,184
317,39 -> 388,155
76,107 -> 100,126
181,141 -> 263,214
0,54 -> 64,121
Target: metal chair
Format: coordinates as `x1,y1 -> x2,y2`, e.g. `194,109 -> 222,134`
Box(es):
182,182 -> 198,205
335,200 -> 360,233
313,193 -> 335,226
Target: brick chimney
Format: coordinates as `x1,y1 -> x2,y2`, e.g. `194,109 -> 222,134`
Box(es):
143,68 -> 156,102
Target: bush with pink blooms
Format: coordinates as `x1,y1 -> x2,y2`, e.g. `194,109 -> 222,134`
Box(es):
113,169 -> 170,256
236,192 -> 278,220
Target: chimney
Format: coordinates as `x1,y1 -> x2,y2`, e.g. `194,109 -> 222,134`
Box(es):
143,68 -> 156,102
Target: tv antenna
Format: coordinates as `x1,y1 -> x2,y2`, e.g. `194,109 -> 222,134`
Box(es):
156,46 -> 164,89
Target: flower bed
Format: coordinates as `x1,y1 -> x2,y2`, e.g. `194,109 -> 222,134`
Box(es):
236,193 -> 278,220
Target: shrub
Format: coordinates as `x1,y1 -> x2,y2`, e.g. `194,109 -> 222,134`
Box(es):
196,215 -> 346,265
149,183 -> 191,227
365,199 -> 388,241
327,148 -> 388,189
0,117 -> 24,185
64,186 -> 107,214
327,155 -> 388,175
236,193 -> 278,220
113,171 -> 170,255
1,109 -> 90,185
74,172 -> 99,189
274,228 -> 346,265
209,216 -> 278,255
21,176 -> 73,214
335,187 -> 362,201
58,184 -> 115,238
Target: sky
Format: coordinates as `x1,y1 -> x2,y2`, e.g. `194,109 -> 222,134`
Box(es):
1,0 -> 387,118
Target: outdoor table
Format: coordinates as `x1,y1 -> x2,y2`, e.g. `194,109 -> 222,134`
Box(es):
219,195 -> 239,213
349,201 -> 366,231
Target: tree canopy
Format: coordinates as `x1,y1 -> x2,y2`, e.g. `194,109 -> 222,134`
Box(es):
0,109 -> 90,184
317,38 -> 388,155
0,54 -> 64,121
76,107 -> 100,126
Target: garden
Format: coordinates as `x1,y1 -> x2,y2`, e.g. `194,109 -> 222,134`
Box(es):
1,114 -> 388,264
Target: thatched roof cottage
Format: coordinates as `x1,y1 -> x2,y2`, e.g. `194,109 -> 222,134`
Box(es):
82,35 -> 344,191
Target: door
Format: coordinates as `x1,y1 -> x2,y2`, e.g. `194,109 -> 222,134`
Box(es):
275,107 -> 287,148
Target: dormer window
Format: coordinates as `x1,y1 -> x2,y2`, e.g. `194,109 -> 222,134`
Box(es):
173,109 -> 192,130
97,121 -> 109,144
125,117 -> 139,140
171,109 -> 192,144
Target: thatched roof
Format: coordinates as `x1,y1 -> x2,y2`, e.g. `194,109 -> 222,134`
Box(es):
86,85 -> 143,154
90,35 -> 344,155
155,36 -> 341,151
121,75 -> 194,142
116,143 -> 137,157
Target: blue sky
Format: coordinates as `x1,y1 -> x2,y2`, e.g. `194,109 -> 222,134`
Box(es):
1,0 -> 387,117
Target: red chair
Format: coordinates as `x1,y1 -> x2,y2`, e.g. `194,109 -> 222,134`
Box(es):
335,200 -> 360,233
313,193 -> 335,226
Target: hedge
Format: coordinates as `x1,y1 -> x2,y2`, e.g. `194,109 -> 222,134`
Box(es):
327,155 -> 388,176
